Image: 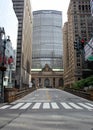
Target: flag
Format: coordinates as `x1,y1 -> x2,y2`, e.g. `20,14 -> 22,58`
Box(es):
90,0 -> 93,16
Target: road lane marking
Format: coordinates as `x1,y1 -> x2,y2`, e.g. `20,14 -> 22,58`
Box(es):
85,103 -> 93,107
51,102 -> 59,109
10,103 -> 24,109
0,105 -> 10,109
46,91 -> 51,101
32,103 -> 41,109
20,103 -> 32,109
78,103 -> 93,109
69,102 -> 83,109
61,102 -> 72,109
1,102 -> 93,111
43,103 -> 50,109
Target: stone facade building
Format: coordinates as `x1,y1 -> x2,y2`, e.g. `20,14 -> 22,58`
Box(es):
63,0 -> 93,87
31,10 -> 63,88
12,0 -> 33,88
31,64 -> 64,88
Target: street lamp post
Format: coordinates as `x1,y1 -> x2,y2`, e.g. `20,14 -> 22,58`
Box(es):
0,27 -> 7,103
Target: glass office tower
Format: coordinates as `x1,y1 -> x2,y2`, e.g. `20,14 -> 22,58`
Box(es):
32,10 -> 63,69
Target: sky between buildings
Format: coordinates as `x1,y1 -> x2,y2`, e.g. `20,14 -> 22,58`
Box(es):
0,0 -> 70,49
0,0 -> 18,49
31,0 -> 70,25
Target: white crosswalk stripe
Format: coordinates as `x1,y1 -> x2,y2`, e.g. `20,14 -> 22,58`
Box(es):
0,102 -> 93,110
61,102 -> 72,109
85,103 -> 93,107
0,105 -> 10,109
10,103 -> 24,109
20,103 -> 32,109
68,102 -> 83,109
43,103 -> 50,109
51,102 -> 59,109
78,103 -> 93,110
32,103 -> 41,109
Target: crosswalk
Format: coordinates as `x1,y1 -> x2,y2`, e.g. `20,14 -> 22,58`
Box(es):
0,102 -> 93,111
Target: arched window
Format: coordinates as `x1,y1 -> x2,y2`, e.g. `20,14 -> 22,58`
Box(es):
44,78 -> 50,87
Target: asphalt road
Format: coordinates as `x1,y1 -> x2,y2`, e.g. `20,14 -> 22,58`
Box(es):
0,88 -> 93,130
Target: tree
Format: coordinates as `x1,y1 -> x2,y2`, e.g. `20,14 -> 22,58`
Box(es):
72,76 -> 93,90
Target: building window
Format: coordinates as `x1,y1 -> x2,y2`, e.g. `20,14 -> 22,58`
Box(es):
82,5 -> 84,11
59,78 -> 63,86
77,59 -> 80,62
44,78 -> 50,87
78,5 -> 81,10
78,78 -> 81,80
53,78 -> 55,87
85,5 -> 88,10
39,78 -> 41,84
76,52 -> 80,57
77,63 -> 80,66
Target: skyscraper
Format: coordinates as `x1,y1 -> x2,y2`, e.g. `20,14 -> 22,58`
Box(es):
32,10 -> 63,69
63,0 -> 93,87
12,0 -> 33,88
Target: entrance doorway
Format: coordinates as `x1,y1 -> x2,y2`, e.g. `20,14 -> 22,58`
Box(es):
59,78 -> 64,87
44,78 -> 50,88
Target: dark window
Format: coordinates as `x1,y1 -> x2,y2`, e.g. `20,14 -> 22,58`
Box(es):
82,5 -> 84,11
59,78 -> 64,86
39,78 -> 41,84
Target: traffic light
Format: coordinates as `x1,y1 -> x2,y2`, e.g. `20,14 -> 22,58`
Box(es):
74,41 -> 78,50
80,38 -> 85,49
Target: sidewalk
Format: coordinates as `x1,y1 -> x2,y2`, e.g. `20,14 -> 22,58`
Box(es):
0,102 -> 7,107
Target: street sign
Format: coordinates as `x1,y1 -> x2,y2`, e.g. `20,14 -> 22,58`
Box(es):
84,38 -> 93,61
87,56 -> 93,61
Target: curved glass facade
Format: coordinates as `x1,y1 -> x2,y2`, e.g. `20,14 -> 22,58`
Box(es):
32,10 -> 63,69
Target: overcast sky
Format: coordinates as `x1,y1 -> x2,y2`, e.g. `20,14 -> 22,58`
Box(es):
0,0 -> 18,49
31,0 -> 70,25
0,0 -> 70,49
